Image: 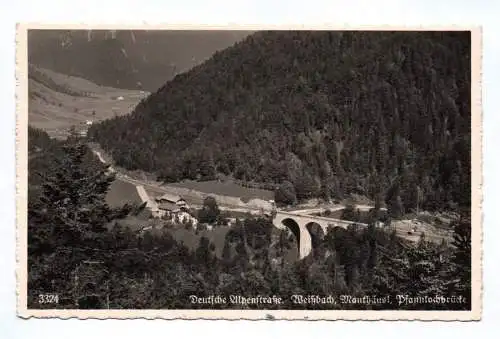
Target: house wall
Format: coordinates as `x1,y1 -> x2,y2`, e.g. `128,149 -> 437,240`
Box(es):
161,210 -> 198,227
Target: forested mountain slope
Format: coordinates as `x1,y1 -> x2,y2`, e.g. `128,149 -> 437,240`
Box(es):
28,30 -> 251,91
89,31 -> 471,212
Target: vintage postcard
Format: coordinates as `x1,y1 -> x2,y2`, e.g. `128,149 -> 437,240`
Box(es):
16,24 -> 482,320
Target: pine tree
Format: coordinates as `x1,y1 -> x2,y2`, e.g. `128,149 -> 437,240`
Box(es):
28,140 -> 133,307
386,181 -> 405,219
197,196 -> 221,225
274,180 -> 297,206
445,218 -> 471,309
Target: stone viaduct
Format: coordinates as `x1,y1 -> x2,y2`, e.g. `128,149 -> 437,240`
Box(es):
272,210 -> 368,259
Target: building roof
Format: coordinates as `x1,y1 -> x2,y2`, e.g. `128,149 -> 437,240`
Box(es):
136,185 -> 161,211
156,193 -> 184,203
158,202 -> 181,212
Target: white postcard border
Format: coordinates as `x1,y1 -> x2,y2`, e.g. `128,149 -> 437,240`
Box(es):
16,23 -> 483,321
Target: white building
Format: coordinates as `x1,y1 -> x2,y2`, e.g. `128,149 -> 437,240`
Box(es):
155,193 -> 189,209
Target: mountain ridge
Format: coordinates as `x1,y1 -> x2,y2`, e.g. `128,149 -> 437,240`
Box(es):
28,30 -> 252,91
89,30 -> 471,213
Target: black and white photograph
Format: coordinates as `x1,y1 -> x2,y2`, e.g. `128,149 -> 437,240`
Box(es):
16,26 -> 481,320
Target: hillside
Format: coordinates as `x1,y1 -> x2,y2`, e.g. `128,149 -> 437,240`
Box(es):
27,127 -> 472,311
28,64 -> 148,138
28,30 -> 251,91
89,31 -> 472,213
28,126 -> 104,201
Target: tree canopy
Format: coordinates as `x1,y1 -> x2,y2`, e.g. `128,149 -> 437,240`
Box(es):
89,31 -> 471,213
28,127 -> 471,310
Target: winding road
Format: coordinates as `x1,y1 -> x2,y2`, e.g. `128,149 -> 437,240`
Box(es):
92,149 -> 267,212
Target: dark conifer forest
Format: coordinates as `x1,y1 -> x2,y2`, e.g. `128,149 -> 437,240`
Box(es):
89,31 -> 471,213
28,128 -> 471,310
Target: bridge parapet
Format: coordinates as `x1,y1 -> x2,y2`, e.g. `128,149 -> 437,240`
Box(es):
275,211 -> 367,227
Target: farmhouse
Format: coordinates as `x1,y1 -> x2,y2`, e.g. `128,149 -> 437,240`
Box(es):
106,182 -> 197,226
155,193 -> 189,209
158,201 -> 182,214
157,201 -> 198,227
155,193 -> 197,226
136,185 -> 163,218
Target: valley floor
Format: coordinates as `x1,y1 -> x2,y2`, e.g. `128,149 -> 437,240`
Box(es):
29,65 -> 148,139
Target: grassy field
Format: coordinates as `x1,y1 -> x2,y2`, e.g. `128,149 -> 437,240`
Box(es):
105,179 -> 144,208
168,226 -> 231,258
390,217 -> 455,245
108,219 -> 233,259
108,220 -> 301,263
28,65 -> 148,139
165,223 -> 300,262
169,180 -> 274,202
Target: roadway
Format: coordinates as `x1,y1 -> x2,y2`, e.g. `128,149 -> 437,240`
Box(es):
92,149 -> 373,218
92,149 -> 267,213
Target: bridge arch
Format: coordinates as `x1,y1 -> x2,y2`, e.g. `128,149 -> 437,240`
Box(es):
305,222 -> 325,249
272,211 -> 367,259
281,218 -> 302,251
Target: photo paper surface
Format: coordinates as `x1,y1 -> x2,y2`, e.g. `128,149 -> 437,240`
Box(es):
16,24 -> 482,320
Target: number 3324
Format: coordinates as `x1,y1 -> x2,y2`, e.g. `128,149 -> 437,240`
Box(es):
38,294 -> 59,304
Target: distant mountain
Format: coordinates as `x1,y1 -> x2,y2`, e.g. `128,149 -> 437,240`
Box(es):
89,31 -> 471,212
28,64 -> 148,138
28,30 -> 251,91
